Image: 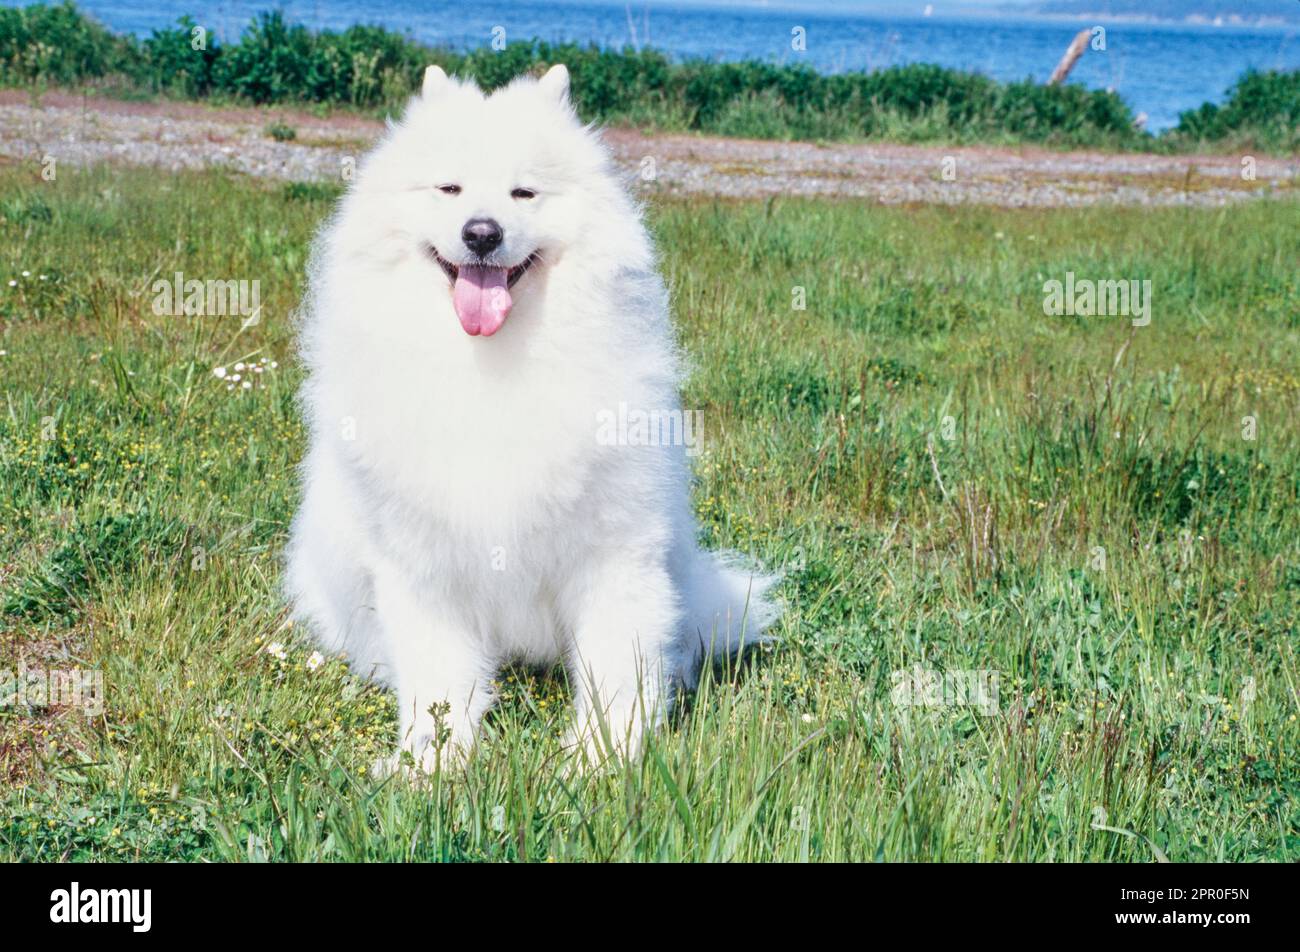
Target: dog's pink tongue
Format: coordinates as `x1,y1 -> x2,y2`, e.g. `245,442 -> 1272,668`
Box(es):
452,265 -> 512,336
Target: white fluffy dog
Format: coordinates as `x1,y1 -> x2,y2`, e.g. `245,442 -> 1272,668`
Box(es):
286,64 -> 777,771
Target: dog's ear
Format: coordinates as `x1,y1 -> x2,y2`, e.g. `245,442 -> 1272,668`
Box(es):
422,64 -> 449,99
538,64 -> 570,105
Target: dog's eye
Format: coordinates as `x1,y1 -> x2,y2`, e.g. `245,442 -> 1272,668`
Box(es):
437,184 -> 462,195
511,188 -> 537,200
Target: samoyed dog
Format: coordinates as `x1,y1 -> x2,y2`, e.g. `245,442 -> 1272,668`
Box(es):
286,64 -> 777,771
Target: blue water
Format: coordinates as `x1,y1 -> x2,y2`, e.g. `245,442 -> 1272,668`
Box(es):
16,0 -> 1300,131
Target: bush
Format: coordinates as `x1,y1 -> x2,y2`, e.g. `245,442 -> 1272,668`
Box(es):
140,16 -> 218,97
0,0 -> 135,85
264,121 -> 296,141
1170,69 -> 1300,152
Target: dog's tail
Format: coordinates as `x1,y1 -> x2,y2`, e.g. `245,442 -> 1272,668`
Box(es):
677,550 -> 781,687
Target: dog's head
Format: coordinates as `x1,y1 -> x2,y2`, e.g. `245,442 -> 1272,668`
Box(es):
352,63 -> 619,339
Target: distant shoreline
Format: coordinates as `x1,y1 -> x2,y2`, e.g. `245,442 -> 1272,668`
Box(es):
2,2 -> 1296,153
1011,13 -> 1297,30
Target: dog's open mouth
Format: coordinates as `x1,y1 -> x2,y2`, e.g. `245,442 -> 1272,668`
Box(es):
426,244 -> 540,337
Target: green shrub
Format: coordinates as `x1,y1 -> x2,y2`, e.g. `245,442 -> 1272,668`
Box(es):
264,120 -> 297,141
1170,69 -> 1300,152
0,0 -> 135,85
140,16 -> 218,97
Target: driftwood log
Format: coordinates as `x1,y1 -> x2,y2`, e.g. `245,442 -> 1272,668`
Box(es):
1049,28 -> 1093,85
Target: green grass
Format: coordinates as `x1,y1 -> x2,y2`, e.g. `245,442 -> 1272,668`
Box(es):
4,2 -> 1299,152
1,165 -> 1298,861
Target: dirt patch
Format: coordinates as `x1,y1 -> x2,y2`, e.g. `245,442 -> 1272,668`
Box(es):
1,91 -> 1297,207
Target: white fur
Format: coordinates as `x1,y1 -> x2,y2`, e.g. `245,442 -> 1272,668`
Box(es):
285,64 -> 777,769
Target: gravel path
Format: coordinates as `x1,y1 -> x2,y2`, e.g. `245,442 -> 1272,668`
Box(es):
2,92 -> 1297,207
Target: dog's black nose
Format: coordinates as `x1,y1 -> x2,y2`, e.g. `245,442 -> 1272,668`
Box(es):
462,218 -> 503,257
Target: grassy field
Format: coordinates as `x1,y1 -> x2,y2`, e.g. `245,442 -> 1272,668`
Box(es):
1,165 -> 1298,861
